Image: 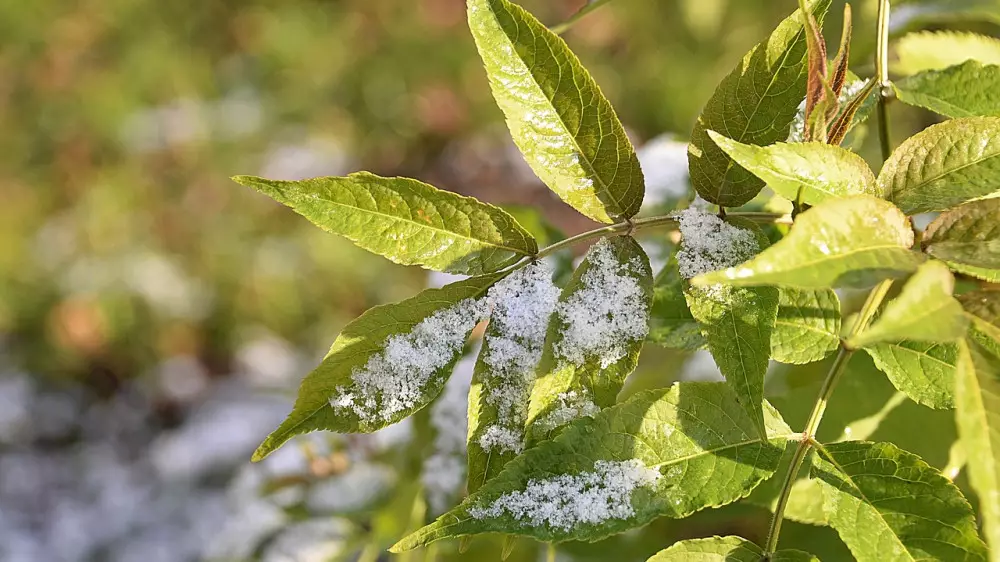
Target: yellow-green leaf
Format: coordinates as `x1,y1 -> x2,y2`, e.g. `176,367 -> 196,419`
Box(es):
848,261 -> 968,349
708,132 -> 879,205
865,340 -> 961,410
692,196 -> 923,289
647,536 -> 819,561
468,0 -> 643,224
924,199 -> 1000,277
234,173 -> 537,275
895,30 -> 1000,76
879,116 -> 1000,214
772,288 -> 842,364
894,60 -> 1000,118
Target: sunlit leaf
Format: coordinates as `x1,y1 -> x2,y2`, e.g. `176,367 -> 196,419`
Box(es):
692,196 -> 923,289
646,535 -> 819,561
924,199 -> 1000,275
879,116 -> 1000,214
688,0 -> 832,207
895,30 -> 1000,76
391,382 -> 795,550
812,440 -> 988,562
234,173 -> 537,275
468,0 -> 644,223
707,132 -> 879,205
955,337 -> 1000,554
865,340 -> 960,410
894,60 -> 1000,118
848,261 -> 968,349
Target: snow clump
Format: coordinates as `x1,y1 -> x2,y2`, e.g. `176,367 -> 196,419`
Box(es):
674,208 -> 759,279
468,459 -> 661,530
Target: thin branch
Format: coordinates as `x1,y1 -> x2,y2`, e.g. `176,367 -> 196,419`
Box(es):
550,0 -> 614,35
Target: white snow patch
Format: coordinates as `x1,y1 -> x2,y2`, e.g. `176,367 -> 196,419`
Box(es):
468,459 -> 660,530
535,390 -> 600,433
477,263 -> 561,453
637,134 -> 691,207
554,238 -> 649,368
477,425 -> 524,455
330,298 -> 487,423
674,208 -> 759,279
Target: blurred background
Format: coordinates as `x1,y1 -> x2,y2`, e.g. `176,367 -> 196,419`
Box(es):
0,0 -> 994,560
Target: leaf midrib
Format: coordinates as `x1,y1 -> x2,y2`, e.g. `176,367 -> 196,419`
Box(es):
286,185 -> 534,256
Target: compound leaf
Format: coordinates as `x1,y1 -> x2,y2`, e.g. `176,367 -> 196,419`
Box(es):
879,116 -> 1000,214
692,196 -> 923,289
812,441 -> 988,562
234,173 -> 537,275
468,0 -> 643,223
689,0 -> 832,207
391,382 -> 795,550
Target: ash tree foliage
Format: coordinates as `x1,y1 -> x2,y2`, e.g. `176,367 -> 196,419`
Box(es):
234,0 -> 1000,559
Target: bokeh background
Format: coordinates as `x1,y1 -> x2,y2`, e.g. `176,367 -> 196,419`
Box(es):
0,0 -> 994,560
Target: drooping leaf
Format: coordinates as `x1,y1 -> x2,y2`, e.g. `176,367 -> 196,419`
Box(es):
955,337 -> 1000,554
688,0 -> 832,207
233,173 -> 537,275
895,30 -> 1000,76
772,288 -> 842,365
468,0 -> 644,224
848,261 -> 968,349
811,440 -> 988,562
879,116 -> 1000,214
646,536 -> 819,561
686,219 -> 778,438
960,290 -> 1000,351
865,340 -> 960,410
707,132 -> 879,205
252,274 -> 502,461
391,382 -> 795,550
693,196 -> 923,289
924,199 -> 1000,276
648,255 -> 705,350
894,60 -> 1000,118
526,236 -> 652,443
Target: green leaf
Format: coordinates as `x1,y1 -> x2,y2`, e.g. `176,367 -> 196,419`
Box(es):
895,30 -> 1000,76
955,337 -> 1000,554
811,440 -> 988,562
688,0 -> 832,207
692,196 -> 923,289
526,236 -> 652,442
925,199 -> 1000,274
467,0 -> 644,224
772,288 -> 842,365
252,274 -> 501,461
648,255 -> 706,350
686,219 -> 778,438
960,290 -> 1000,345
391,382 -> 795,550
646,536 -> 819,561
879,116 -> 1000,214
848,261 -> 968,349
707,132 -> 879,205
894,60 -> 1000,118
865,340 -> 960,410
233,173 -> 537,275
